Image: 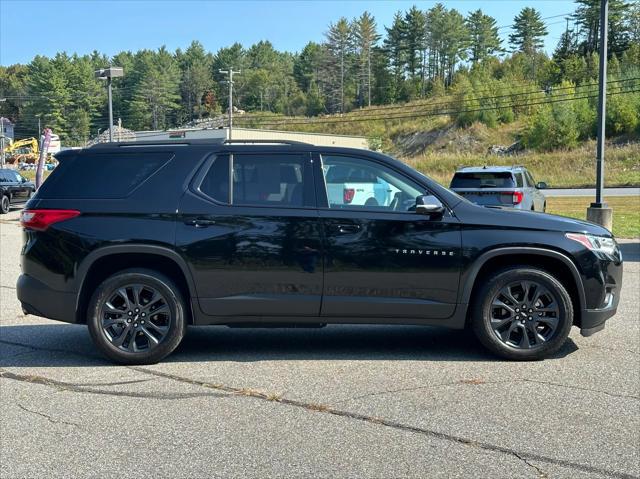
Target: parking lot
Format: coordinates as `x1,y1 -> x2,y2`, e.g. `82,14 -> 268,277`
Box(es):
0,206 -> 638,479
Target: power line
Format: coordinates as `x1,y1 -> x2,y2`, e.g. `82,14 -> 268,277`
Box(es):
235,82 -> 639,127
233,76 -> 640,122
235,87 -> 640,128
87,86 -> 639,141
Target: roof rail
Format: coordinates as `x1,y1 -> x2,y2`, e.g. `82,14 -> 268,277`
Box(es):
89,138 -> 311,148
223,139 -> 310,145
89,139 -> 226,148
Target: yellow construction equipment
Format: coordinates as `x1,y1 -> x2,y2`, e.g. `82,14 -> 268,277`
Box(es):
4,137 -> 39,164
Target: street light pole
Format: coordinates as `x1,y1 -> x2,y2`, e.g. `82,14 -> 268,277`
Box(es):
587,0 -> 612,230
219,69 -> 241,139
107,76 -> 114,142
95,67 -> 124,142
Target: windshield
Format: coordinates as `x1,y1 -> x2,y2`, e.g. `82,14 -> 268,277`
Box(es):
450,172 -> 516,189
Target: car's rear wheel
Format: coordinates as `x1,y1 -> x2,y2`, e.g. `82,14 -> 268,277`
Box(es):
471,266 -> 573,360
87,268 -> 187,364
1,195 -> 9,214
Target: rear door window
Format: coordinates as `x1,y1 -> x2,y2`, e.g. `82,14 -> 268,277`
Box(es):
450,172 -> 515,188
37,152 -> 172,199
232,154 -> 312,208
515,173 -> 524,188
198,155 -> 230,204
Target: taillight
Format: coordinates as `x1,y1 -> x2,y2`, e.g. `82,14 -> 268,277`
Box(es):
20,209 -> 81,231
512,191 -> 524,205
343,188 -> 355,204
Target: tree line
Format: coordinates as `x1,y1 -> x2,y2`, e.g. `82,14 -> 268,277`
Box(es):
0,0 -> 638,147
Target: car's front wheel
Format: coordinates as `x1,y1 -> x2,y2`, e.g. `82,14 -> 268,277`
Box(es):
1,195 -> 10,214
471,266 -> 573,360
87,268 -> 187,364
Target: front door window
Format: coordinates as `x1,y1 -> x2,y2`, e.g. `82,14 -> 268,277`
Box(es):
321,155 -> 424,212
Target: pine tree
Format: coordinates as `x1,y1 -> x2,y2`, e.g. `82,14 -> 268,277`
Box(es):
425,4 -> 447,83
441,8 -> 469,85
25,55 -> 71,140
572,0 -> 630,56
509,7 -> 548,55
466,9 -> 502,64
129,48 -> 181,130
178,41 -> 213,122
383,11 -> 407,102
402,7 -> 426,82
353,12 -> 380,107
325,17 -> 354,113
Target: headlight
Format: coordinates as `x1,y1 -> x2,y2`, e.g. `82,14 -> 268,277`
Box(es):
566,233 -> 618,255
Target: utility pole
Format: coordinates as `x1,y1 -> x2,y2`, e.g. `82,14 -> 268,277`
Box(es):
95,67 -> 124,142
587,0 -> 612,230
219,68 -> 241,139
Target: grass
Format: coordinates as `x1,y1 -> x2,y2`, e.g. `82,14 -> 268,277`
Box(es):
241,108 -> 640,189
20,169 -> 52,182
546,196 -> 640,238
408,140 -> 640,189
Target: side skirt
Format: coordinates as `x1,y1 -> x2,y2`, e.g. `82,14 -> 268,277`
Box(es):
191,302 -> 469,330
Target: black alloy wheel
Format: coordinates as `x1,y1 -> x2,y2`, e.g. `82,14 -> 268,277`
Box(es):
471,266 -> 573,360
100,284 -> 172,353
88,268 -> 186,364
489,280 -> 560,350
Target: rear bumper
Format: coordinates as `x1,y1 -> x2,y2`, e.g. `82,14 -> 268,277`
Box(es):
17,274 -> 78,323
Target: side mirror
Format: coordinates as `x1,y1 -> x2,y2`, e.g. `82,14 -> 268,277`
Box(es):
536,182 -> 548,189
415,194 -> 445,217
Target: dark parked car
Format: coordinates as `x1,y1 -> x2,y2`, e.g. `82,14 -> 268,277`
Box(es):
17,140 -> 623,364
450,166 -> 547,211
0,168 -> 35,214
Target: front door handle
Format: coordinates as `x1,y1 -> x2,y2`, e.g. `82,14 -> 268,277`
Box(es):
185,218 -> 216,228
335,224 -> 361,234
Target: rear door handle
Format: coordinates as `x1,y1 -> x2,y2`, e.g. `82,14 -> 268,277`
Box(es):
335,224 -> 361,234
185,218 -> 216,228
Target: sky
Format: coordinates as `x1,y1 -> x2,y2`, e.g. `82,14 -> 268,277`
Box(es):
0,0 -> 576,66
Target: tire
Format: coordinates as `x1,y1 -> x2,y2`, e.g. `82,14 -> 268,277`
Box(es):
471,266 -> 573,361
0,195 -> 9,214
87,268 -> 187,364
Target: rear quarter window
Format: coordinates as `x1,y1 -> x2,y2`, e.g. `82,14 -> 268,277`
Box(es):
38,152 -> 173,199
450,172 -> 515,188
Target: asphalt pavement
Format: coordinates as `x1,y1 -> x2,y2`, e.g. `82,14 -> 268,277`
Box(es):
1,208 -> 639,479
545,187 -> 640,197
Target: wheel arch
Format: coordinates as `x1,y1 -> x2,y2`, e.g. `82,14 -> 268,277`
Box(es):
75,245 -> 197,324
461,247 -> 586,327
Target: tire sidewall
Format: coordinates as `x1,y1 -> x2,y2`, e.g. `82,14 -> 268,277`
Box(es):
87,269 -> 186,364
1,195 -> 9,214
472,267 -> 573,360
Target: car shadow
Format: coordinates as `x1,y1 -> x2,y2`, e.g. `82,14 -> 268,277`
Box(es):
0,323 -> 578,367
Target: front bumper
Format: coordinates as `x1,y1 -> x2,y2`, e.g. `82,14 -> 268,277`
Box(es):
577,249 -> 623,337
17,273 -> 78,323
580,304 -> 618,337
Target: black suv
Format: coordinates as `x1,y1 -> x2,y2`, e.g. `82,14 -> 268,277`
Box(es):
17,140 -> 623,364
1,168 -> 35,214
